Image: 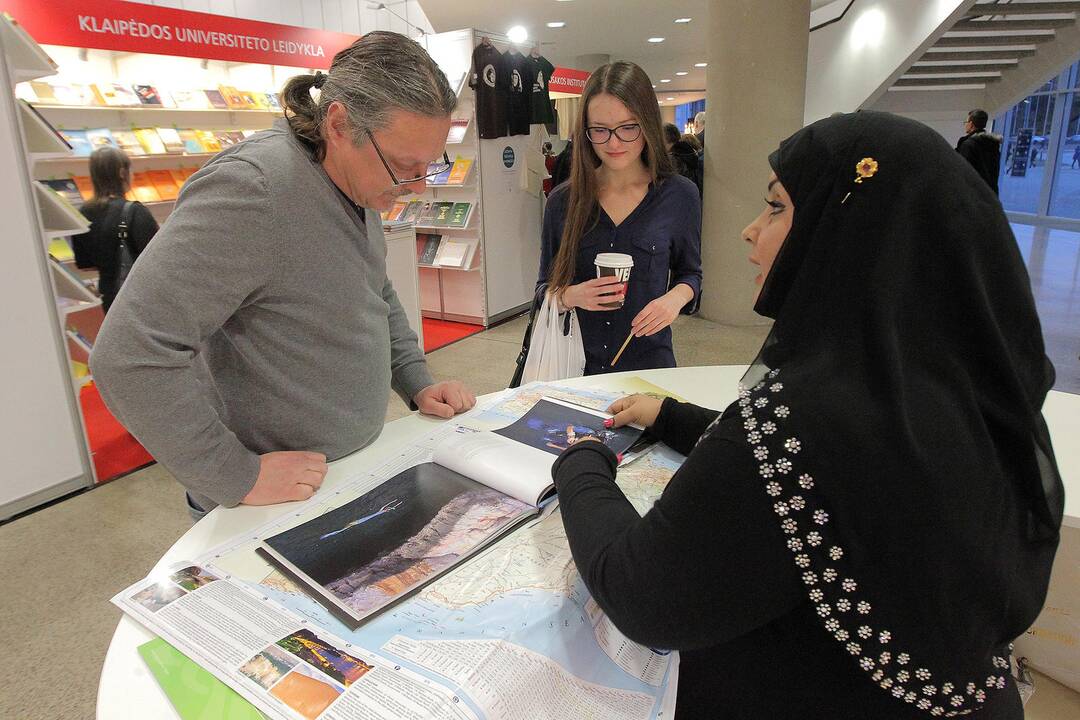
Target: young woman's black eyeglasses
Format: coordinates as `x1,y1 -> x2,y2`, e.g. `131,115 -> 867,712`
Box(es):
366,130 -> 452,185
585,124 -> 642,144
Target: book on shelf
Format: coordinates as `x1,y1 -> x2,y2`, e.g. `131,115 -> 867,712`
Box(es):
176,129 -> 204,153
48,237 -> 75,263
58,129 -> 92,157
195,130 -> 222,152
242,91 -> 267,110
146,170 -> 180,201
27,81 -> 57,104
446,202 -> 472,229
263,92 -> 281,111
86,127 -> 117,151
133,84 -> 164,106
426,163 -> 454,185
51,83 -> 100,106
134,128 -> 168,155
203,89 -> 229,109
168,169 -> 191,188
111,129 -> 146,156
214,130 -> 245,148
71,175 -> 94,201
416,233 -> 442,265
100,82 -> 140,107
434,239 -> 473,268
129,172 -> 162,202
42,179 -> 84,207
418,201 -> 438,225
171,89 -> 211,110
430,201 -> 454,226
399,200 -> 424,224
257,396 -> 644,628
218,85 -> 248,110
446,117 -> 469,144
445,157 -> 473,185
154,128 -> 185,154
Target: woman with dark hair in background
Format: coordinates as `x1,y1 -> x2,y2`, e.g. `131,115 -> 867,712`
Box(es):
664,122 -> 703,197
538,61 -> 702,374
550,111 -> 1063,718
72,146 -> 158,313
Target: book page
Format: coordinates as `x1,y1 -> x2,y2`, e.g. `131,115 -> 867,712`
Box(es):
114,565 -> 477,720
433,432 -> 554,506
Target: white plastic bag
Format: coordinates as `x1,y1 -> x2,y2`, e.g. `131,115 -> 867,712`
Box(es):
521,292 -> 586,384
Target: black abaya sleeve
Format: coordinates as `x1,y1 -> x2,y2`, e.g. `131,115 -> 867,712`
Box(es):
648,397 -> 721,456
552,425 -> 804,652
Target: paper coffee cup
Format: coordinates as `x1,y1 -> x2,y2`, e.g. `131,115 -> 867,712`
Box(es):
595,252 -> 633,309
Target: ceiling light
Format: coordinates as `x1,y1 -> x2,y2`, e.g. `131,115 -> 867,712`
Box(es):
666,97 -> 675,100
675,71 -> 688,76
674,18 -> 692,24
546,21 -> 565,28
647,37 -> 665,43
507,25 -> 528,44
652,84 -> 656,88
694,62 -> 707,68
660,78 -> 671,83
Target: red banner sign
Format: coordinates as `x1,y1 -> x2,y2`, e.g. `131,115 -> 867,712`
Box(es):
2,0 -> 359,68
550,67 -> 591,95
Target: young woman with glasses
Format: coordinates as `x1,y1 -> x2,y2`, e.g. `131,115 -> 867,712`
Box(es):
537,62 -> 702,374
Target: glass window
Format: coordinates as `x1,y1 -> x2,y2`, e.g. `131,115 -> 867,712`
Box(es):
998,93 -> 1057,214
1049,90 -> 1080,219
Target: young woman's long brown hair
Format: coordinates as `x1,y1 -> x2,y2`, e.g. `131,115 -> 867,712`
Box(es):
549,61 -> 674,290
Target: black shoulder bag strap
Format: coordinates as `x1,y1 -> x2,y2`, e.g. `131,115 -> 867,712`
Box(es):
114,201 -> 137,289
508,283 -> 550,389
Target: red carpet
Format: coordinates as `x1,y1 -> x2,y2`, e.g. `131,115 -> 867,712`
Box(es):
423,318 -> 484,353
79,383 -> 154,483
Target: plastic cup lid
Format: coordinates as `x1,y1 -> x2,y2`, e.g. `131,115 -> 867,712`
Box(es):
594,252 -> 634,268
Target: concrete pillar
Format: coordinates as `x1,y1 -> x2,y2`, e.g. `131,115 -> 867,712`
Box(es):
700,0 -> 809,326
660,104 -> 677,125
575,53 -> 610,72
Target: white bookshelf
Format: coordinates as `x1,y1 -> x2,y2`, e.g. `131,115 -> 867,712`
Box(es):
0,15 -> 95,518
417,28 -> 544,327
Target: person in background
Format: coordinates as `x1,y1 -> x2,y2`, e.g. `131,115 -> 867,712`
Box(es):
72,146 -> 158,313
664,122 -> 703,196
550,137 -> 574,189
91,32 -> 476,520
1072,144 -> 1079,169
693,110 -> 706,148
956,108 -> 1002,194
538,61 -> 701,375
542,141 -> 556,196
550,111 -> 1062,719
682,132 -> 702,154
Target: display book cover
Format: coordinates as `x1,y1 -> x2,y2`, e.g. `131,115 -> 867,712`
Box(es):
257,397 -> 644,629
417,233 -> 442,265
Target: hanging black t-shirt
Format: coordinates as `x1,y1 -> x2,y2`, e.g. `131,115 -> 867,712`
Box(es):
504,49 -> 532,136
469,43 -> 507,139
526,54 -> 556,126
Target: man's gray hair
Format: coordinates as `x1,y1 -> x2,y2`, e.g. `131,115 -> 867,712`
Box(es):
694,111 -> 706,130
282,31 -> 456,160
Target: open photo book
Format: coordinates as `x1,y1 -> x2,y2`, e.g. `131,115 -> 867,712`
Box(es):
258,397 -> 644,629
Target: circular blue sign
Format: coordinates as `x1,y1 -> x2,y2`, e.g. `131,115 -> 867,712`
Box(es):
502,146 -> 515,168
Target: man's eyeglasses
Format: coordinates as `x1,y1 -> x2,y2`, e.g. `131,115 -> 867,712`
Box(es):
586,123 -> 642,145
366,130 -> 452,185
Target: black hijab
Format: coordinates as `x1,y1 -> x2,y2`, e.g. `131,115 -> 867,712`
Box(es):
727,111 -> 1063,715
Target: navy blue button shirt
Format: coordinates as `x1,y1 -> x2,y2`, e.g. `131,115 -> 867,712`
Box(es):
537,175 -> 702,374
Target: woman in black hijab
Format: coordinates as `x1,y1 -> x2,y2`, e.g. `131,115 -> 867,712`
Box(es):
550,111 -> 1064,719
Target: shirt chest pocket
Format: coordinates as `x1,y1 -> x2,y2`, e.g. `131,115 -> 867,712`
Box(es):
630,235 -> 671,284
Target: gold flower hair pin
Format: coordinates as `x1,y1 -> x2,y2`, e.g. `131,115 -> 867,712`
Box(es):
842,157 -> 879,204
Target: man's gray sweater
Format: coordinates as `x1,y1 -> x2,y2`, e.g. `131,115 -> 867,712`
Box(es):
90,120 -> 434,511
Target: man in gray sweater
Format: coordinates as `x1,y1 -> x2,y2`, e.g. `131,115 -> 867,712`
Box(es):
91,32 -> 475,515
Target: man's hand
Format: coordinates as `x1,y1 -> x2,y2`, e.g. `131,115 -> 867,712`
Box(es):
414,380 -> 477,419
242,451 -> 328,505
606,394 -> 664,429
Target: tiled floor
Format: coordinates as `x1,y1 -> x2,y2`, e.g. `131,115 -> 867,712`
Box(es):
2,221 -> 1077,717
1013,223 -> 1080,394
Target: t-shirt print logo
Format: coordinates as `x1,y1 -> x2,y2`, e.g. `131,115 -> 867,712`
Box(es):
483,64 -> 496,88
511,69 -> 523,92
533,71 -> 545,93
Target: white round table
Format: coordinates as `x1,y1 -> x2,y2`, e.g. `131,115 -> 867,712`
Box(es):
96,366 -> 1080,718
